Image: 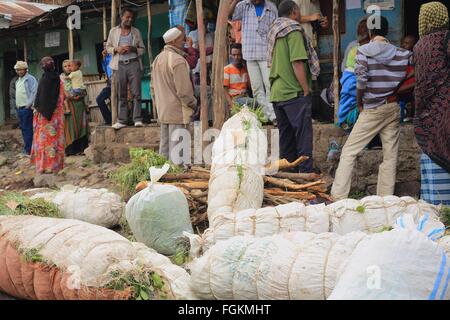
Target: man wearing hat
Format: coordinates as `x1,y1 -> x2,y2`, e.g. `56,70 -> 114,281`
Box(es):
151,27 -> 197,165
12,61 -> 38,155
106,7 -> 146,129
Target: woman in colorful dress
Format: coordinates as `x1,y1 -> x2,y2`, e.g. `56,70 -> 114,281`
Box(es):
60,60 -> 89,156
413,2 -> 450,205
30,56 -> 65,174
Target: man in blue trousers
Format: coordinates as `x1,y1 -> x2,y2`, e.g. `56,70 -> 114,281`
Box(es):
11,61 -> 38,155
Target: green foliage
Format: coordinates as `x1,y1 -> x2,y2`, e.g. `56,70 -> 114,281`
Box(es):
236,164 -> 244,192
109,148 -> 181,200
81,159 -> 93,168
21,248 -> 46,264
349,191 -> 365,200
356,205 -> 366,214
231,103 -> 267,125
118,214 -> 136,242
441,206 -> 450,227
376,226 -> 394,233
0,192 -> 62,218
105,270 -> 167,300
242,119 -> 252,131
169,241 -> 190,266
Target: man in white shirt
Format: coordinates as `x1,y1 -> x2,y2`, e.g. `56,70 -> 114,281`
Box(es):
295,0 -> 328,47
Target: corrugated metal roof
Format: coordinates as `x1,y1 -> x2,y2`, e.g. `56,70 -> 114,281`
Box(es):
0,0 -> 60,28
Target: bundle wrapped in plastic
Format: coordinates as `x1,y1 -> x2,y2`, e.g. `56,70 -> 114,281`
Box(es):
326,195 -> 440,234
187,202 -> 329,256
207,108 -> 267,222
30,185 -> 124,228
189,231 -> 366,300
329,214 -> 448,300
126,165 -> 193,256
0,215 -> 195,300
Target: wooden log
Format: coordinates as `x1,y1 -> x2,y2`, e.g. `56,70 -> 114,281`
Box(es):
190,166 -> 211,174
211,0 -> 230,129
265,156 -> 309,174
196,0 -> 209,149
306,185 -> 328,193
318,192 -> 333,202
135,181 -> 148,193
264,189 -> 316,200
167,181 -> 209,190
332,0 -> 341,123
271,171 -> 321,181
160,172 -> 210,180
264,176 -> 324,191
190,190 -> 209,198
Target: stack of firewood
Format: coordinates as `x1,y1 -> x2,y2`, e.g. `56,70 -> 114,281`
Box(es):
135,157 -> 332,230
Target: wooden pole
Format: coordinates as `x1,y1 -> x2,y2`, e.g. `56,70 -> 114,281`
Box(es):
111,0 -> 118,125
211,0 -> 230,130
146,0 -> 153,65
68,18 -> 74,60
103,5 -> 107,40
23,39 -> 27,62
196,0 -> 208,148
332,0 -> 340,124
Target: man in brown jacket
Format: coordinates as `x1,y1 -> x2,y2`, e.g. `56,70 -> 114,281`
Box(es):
151,27 -> 197,164
106,7 -> 146,129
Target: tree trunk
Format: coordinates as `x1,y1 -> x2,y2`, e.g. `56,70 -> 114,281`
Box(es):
211,0 -> 231,130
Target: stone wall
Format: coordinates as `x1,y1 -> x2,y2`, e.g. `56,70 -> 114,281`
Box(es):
86,123 -> 422,197
311,124 -> 421,197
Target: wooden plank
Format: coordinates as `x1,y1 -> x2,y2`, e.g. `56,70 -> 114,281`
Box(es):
196,0 -> 209,150
332,0 -> 340,123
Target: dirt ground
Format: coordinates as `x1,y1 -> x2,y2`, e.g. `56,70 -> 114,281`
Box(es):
0,129 -> 120,192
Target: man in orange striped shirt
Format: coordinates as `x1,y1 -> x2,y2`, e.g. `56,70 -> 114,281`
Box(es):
224,43 -> 255,112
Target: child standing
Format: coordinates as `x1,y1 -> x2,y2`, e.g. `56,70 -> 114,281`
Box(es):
64,60 -> 86,114
398,35 -> 417,122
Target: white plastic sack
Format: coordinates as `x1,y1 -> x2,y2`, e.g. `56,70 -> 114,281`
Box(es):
329,214 -> 449,300
189,231 -> 366,300
31,185 -> 124,228
0,215 -> 195,299
207,108 -> 267,222
438,236 -> 450,256
125,164 -> 193,256
191,202 -> 329,255
326,195 -> 440,234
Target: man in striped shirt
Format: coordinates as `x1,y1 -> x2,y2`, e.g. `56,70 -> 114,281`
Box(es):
223,43 -> 254,111
331,16 -> 411,200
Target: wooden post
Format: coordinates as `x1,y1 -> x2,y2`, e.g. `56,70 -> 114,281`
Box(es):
111,0 -> 118,125
146,0 -> 153,65
23,39 -> 27,62
68,18 -> 74,60
211,0 -> 230,130
196,0 -> 208,147
103,5 -> 107,40
332,0 -> 340,124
